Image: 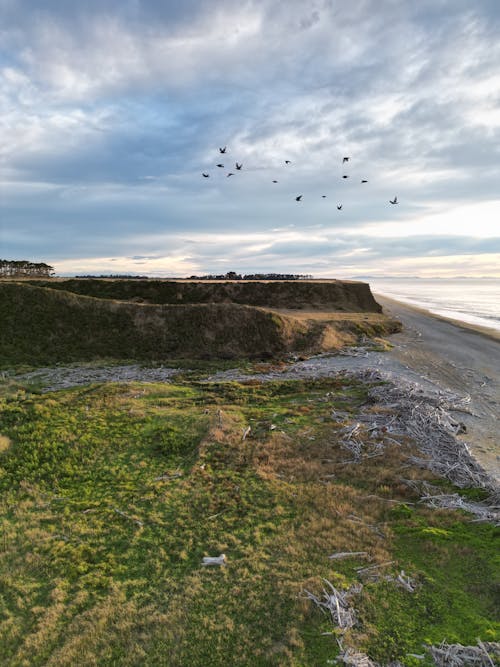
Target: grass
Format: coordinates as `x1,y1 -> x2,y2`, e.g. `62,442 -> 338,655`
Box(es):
0,282 -> 400,367
0,375 -> 497,665
22,277 -> 383,313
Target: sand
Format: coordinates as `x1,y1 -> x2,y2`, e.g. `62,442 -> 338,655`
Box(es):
375,295 -> 499,478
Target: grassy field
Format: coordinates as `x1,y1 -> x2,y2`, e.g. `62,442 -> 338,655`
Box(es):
0,374 -> 497,666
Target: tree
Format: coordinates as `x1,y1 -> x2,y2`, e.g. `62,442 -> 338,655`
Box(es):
0,259 -> 55,278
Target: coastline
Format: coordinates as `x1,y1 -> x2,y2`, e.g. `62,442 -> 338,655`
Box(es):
374,292 -> 500,342
375,294 -> 499,481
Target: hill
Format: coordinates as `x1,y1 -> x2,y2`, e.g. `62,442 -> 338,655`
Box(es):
26,278 -> 382,311
0,281 -> 398,365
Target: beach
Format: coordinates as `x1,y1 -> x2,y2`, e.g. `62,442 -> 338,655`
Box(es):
376,295 -> 499,479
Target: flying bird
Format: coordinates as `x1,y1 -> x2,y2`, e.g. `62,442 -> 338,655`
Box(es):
343,157 -> 350,163
390,196 -> 398,204
337,204 -> 342,210
285,160 -> 291,164
272,180 -> 278,183
295,195 -> 302,201
227,172 -> 234,177
342,175 -> 349,179
235,163 -> 242,170
202,173 -> 210,178
216,164 -> 224,168
219,146 -> 227,153
322,195 -> 327,198
361,179 -> 368,183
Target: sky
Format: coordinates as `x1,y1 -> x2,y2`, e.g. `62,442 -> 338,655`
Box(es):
1,0 -> 500,278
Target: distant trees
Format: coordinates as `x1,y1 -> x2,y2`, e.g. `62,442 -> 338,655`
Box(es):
0,259 -> 55,278
75,275 -> 150,279
188,272 -> 313,280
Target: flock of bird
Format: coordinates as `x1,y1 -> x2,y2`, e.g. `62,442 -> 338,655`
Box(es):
201,146 -> 399,209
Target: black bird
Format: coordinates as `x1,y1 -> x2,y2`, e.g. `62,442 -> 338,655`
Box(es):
227,172 -> 234,177
322,195 -> 327,198
216,164 -> 224,168
295,195 -> 302,201
342,175 -> 349,179
361,179 -> 368,183
337,204 -> 342,210
235,162 -> 242,170
389,196 -> 398,204
219,146 -> 227,154
202,173 -> 210,178
272,180 -> 278,183
285,160 -> 291,164
343,157 -> 350,163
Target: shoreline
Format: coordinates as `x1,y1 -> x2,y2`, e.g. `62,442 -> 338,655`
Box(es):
373,293 -> 500,342
374,294 -> 499,481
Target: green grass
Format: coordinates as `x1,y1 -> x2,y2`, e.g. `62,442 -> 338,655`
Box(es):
358,513 -> 499,663
0,376 -> 497,665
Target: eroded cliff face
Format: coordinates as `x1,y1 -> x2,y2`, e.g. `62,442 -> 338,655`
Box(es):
0,282 -> 395,364
27,279 -> 382,312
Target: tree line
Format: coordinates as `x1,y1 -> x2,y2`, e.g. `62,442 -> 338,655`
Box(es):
75,274 -> 150,279
188,271 -> 313,280
0,259 -> 55,278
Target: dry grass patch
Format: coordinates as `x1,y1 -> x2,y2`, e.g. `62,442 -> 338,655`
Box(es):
0,434 -> 11,453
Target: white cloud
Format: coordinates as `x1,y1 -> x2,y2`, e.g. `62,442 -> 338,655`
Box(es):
352,200 -> 500,239
2,1 -> 500,277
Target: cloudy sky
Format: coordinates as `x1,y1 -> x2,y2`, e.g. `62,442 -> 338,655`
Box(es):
1,0 -> 500,277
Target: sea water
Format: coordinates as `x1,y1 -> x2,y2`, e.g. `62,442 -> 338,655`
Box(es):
369,278 -> 500,333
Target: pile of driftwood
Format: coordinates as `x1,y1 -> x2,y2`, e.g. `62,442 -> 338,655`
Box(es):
335,648 -> 379,666
331,371 -> 499,522
339,421 -> 385,463
420,492 -> 499,525
427,640 -> 500,666
360,374 -> 492,490
333,641 -> 500,666
303,579 -> 361,630
334,644 -> 407,666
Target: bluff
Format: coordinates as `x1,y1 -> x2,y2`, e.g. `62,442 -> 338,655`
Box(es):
27,279 -> 382,312
0,281 -> 398,364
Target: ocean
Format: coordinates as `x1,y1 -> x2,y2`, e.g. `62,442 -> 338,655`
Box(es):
368,278 -> 500,333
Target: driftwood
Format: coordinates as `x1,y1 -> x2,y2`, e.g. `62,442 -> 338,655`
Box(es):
334,639 -> 499,667
346,514 -> 385,538
155,471 -> 182,481
201,554 -> 227,566
356,561 -> 395,575
362,377 -> 494,492
394,570 -> 416,593
242,426 -> 252,441
303,579 -> 361,631
113,508 -> 143,527
329,551 -> 369,560
338,420 -> 385,464
335,371 -> 499,527
427,640 -> 500,666
420,493 -> 500,525
335,648 -> 378,666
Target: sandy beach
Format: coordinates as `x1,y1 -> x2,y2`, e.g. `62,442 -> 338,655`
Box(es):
376,295 -> 500,479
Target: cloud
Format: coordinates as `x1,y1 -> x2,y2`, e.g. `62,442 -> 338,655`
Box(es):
1,1 -> 500,276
